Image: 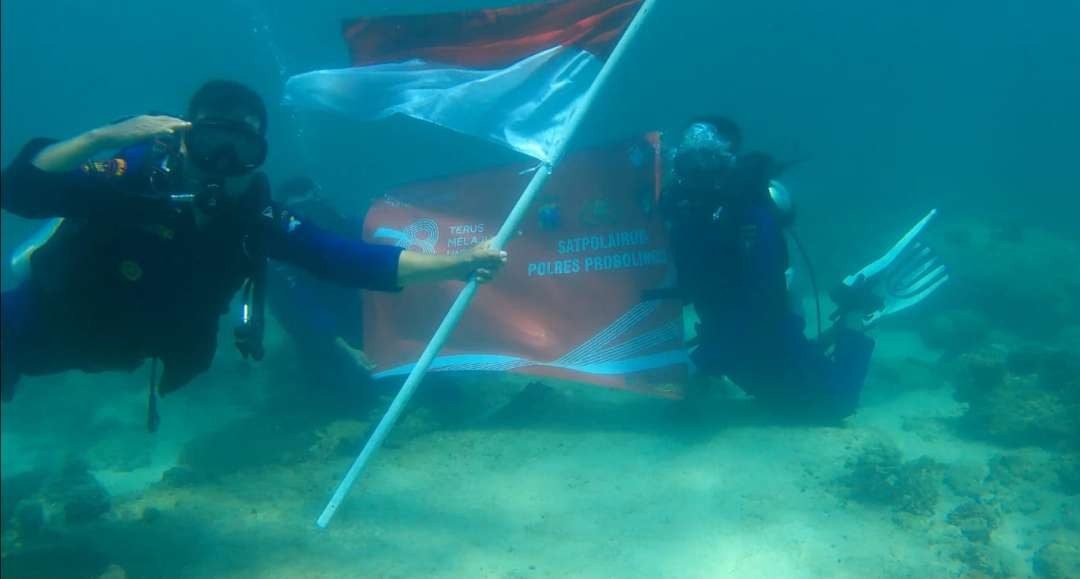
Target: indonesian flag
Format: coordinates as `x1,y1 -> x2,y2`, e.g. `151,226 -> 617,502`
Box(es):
284,0 -> 644,162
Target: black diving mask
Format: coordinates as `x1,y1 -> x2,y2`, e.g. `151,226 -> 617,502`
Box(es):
185,118 -> 268,177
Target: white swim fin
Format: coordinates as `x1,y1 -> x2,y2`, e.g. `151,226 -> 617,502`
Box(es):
838,210 -> 949,327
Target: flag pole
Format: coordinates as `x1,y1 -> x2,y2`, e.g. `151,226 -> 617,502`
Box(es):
315,0 -> 660,529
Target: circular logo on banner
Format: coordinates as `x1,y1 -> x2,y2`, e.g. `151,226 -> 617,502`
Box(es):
403,219 -> 439,254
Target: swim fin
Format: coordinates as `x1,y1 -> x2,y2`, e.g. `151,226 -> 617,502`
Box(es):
836,209 -> 949,327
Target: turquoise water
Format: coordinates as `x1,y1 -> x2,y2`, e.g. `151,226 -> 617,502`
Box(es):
2,1 -> 1078,577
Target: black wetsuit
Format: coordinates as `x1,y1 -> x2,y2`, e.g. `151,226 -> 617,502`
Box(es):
664,161 -> 874,419
0,138 -> 402,399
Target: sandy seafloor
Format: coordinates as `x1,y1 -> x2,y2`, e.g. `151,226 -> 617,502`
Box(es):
2,274 -> 1079,576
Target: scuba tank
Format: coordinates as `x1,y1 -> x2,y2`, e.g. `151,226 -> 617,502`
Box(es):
756,177 -> 823,341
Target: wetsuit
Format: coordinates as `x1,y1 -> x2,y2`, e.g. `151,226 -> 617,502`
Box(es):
0,138 -> 403,400
265,197 -> 369,391
665,164 -> 874,419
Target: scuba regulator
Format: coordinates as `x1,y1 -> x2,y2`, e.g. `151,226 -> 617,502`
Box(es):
149,116 -> 268,214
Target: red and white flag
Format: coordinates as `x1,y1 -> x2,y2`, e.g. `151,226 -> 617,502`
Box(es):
363,135 -> 686,396
284,0 -> 644,162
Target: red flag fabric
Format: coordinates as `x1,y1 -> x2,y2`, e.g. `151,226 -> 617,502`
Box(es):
363,135 -> 686,396
344,0 -> 643,68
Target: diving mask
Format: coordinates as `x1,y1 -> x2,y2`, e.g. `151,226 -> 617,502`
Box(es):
185,118 -> 267,177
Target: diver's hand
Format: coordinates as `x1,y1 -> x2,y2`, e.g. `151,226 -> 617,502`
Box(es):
461,240 -> 508,284
92,115 -> 192,149
334,337 -> 376,372
396,242 -> 508,287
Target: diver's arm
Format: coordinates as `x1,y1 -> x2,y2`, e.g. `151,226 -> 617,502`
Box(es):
2,116 -> 189,220
265,215 -> 506,290
2,138 -> 148,220
32,116 -> 190,172
264,216 -> 404,290
2,138 -> 105,219
29,130 -> 113,173
396,243 -> 507,287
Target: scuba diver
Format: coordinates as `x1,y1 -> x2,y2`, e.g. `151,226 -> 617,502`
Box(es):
265,177 -> 375,397
0,80 -> 507,428
660,117 -> 947,420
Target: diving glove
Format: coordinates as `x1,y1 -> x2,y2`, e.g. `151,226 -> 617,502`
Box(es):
833,209 -> 948,327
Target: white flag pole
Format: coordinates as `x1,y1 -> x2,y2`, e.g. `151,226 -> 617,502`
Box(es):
316,0 -> 660,529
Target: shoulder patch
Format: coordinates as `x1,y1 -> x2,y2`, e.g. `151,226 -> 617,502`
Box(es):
81,158 -> 127,177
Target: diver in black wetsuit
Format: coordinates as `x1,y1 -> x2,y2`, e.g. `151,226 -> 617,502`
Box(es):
661,117 -> 876,420
266,177 -> 375,395
0,80 -> 506,423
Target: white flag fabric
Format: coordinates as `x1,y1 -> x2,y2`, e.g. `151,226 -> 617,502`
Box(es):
284,0 -> 643,162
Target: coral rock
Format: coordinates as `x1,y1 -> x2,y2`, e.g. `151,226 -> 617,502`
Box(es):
954,543 -> 1019,577
944,463 -> 989,499
1034,542 -> 1080,578
947,501 -> 1001,543
841,441 -> 944,516
46,459 -> 111,525
956,351 -> 1080,447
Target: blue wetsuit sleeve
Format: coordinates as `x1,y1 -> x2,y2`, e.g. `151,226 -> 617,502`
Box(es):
264,216 -> 403,291
1,138 -> 156,220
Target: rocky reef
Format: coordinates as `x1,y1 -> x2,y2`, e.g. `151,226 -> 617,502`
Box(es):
946,501 -> 1001,543
916,219 -> 1080,452
837,440 -> 944,516
1033,542 -> 1080,578
952,343 -> 1080,449
836,435 -> 1080,577
32,459 -> 112,526
0,458 -> 112,555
